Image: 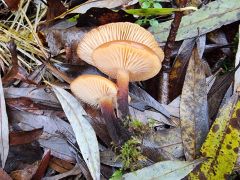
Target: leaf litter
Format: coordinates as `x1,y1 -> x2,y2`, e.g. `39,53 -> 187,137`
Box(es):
0,0 -> 240,179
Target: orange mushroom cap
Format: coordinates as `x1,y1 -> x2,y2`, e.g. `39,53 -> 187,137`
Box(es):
70,74 -> 117,107
77,22 -> 164,66
93,40 -> 161,81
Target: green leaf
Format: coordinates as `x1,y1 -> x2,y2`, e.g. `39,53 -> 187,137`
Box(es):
122,159 -> 203,180
110,170 -> 123,180
142,1 -> 151,8
151,0 -> 240,42
189,95 -> 240,179
153,2 -> 162,8
125,8 -> 176,16
52,85 -> 100,180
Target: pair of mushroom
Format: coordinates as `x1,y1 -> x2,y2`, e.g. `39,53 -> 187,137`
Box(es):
70,22 -> 164,145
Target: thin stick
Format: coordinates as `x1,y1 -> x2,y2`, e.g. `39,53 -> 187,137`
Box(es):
157,0 -> 188,104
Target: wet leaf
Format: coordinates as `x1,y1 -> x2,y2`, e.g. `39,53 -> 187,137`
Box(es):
52,85 -> 100,180
180,48 -> 209,160
32,149 -> 51,180
122,159 -> 203,180
151,0 -> 240,42
189,95 -> 240,179
0,76 -> 9,168
9,128 -> 43,146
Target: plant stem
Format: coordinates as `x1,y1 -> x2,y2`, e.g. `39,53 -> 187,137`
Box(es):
157,0 -> 188,104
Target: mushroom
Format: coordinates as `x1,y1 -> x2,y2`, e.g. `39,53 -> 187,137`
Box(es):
70,74 -> 129,146
77,22 -> 164,118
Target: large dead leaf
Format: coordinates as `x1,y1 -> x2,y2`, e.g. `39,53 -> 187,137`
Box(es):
122,159 -> 203,180
0,76 -> 9,168
180,48 -> 209,160
151,0 -> 240,42
52,85 -> 100,180
189,94 -> 240,179
169,38 -> 196,101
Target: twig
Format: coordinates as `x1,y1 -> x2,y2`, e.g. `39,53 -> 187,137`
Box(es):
157,0 -> 188,104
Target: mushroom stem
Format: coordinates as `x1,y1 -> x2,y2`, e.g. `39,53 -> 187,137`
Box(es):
116,69 -> 130,119
100,97 -> 123,146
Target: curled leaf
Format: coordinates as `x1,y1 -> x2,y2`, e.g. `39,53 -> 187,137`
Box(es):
52,85 -> 100,180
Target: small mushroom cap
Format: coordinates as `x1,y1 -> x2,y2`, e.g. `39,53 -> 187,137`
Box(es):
77,22 -> 164,66
70,74 -> 117,107
92,40 -> 161,81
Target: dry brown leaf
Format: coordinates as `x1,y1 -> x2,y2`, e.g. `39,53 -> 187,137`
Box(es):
10,162 -> 39,180
46,0 -> 67,21
9,128 -> 43,146
180,47 -> 209,160
49,157 -> 74,173
2,41 -> 37,87
32,150 -> 51,180
169,38 -> 196,101
44,26 -> 89,59
2,0 -> 20,11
